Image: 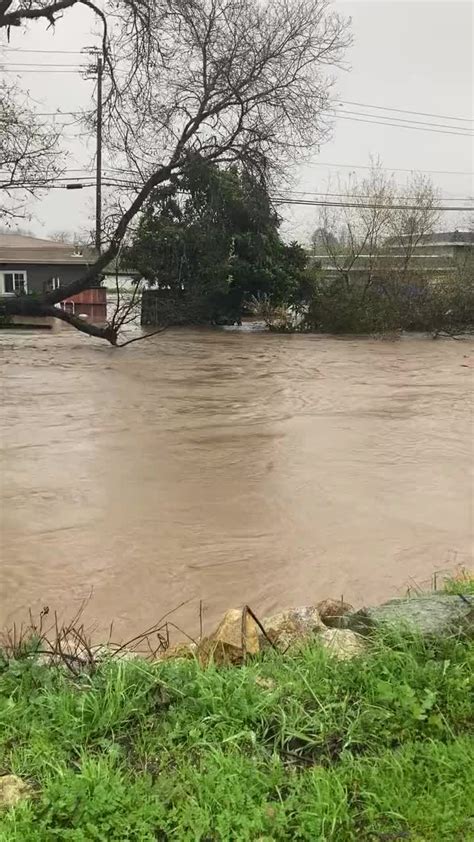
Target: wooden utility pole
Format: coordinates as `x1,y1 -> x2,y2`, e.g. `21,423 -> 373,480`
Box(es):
95,55 -> 103,254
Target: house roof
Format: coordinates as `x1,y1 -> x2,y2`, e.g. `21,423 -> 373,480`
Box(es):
0,234 -> 97,265
103,256 -> 141,277
387,230 -> 474,246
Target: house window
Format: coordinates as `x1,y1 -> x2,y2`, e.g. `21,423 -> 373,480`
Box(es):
1,271 -> 27,294
44,277 -> 61,292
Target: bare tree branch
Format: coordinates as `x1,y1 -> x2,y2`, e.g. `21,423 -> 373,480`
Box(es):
1,0 -> 78,28
315,160 -> 440,293
1,0 -> 351,344
116,326 -> 168,347
0,82 -> 63,220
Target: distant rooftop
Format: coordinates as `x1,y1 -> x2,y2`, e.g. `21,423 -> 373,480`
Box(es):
0,234 -> 97,265
389,230 -> 474,246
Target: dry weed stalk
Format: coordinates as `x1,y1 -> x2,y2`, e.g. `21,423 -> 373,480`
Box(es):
0,598 -> 283,672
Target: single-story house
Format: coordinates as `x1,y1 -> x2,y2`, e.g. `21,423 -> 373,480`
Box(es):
310,230 -> 473,279
0,234 -> 107,324
386,230 -> 474,260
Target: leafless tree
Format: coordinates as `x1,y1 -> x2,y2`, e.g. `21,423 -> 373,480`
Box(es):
314,161 -> 440,291
1,0 -> 350,344
0,81 -> 63,222
387,173 -> 441,276
105,251 -> 168,347
0,0 -> 89,28
48,230 -> 77,243
317,162 -> 396,287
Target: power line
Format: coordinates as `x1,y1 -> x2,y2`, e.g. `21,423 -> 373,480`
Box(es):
3,60 -> 473,132
103,162 -> 474,178
338,100 -> 473,123
278,189 -> 473,202
38,166 -> 474,190
3,168 -> 472,197
2,54 -> 472,126
333,108 -> 473,133
5,173 -> 473,210
0,175 -> 96,183
2,62 -> 88,68
332,113 -> 473,138
4,169 -> 473,197
25,111 -> 81,117
8,167 -> 470,202
1,58 -> 471,128
2,181 -> 129,190
2,69 -> 87,74
8,175 -> 471,210
0,111 -> 83,118
3,64 -> 473,138
3,83 -> 470,135
0,117 -> 78,125
71,177 -> 474,199
272,197 -> 474,211
1,48 -> 86,54
305,161 -> 473,176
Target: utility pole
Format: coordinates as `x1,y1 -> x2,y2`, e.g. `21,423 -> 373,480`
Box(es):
95,55 -> 103,254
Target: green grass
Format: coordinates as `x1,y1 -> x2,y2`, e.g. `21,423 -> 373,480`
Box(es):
0,622 -> 473,842
442,569 -> 474,596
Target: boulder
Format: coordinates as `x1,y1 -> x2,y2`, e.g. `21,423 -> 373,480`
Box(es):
260,606 -> 325,651
197,608 -> 260,665
0,775 -> 32,809
343,594 -> 474,638
161,642 -> 197,661
318,628 -> 366,660
316,599 -> 354,629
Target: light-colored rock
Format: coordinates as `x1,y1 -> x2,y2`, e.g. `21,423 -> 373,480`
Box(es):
255,675 -> 277,691
37,642 -> 140,668
316,599 -> 354,629
319,628 -> 366,660
343,594 -> 474,638
0,775 -> 31,809
197,608 -> 260,665
260,606 -> 325,651
161,642 -> 197,660
90,644 -> 114,661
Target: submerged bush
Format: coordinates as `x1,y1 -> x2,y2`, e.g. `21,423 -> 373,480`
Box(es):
304,271 -> 474,336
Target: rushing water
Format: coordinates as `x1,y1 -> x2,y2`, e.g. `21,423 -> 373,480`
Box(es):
0,328 -> 472,641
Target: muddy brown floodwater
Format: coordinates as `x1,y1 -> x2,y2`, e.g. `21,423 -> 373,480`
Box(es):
0,328 -> 473,642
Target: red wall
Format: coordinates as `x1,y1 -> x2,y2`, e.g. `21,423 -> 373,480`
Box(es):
61,287 -> 107,325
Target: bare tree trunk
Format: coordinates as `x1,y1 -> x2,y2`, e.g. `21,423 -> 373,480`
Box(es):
2,297 -> 119,344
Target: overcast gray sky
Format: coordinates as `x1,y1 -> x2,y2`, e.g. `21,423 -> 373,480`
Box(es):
2,0 -> 473,242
